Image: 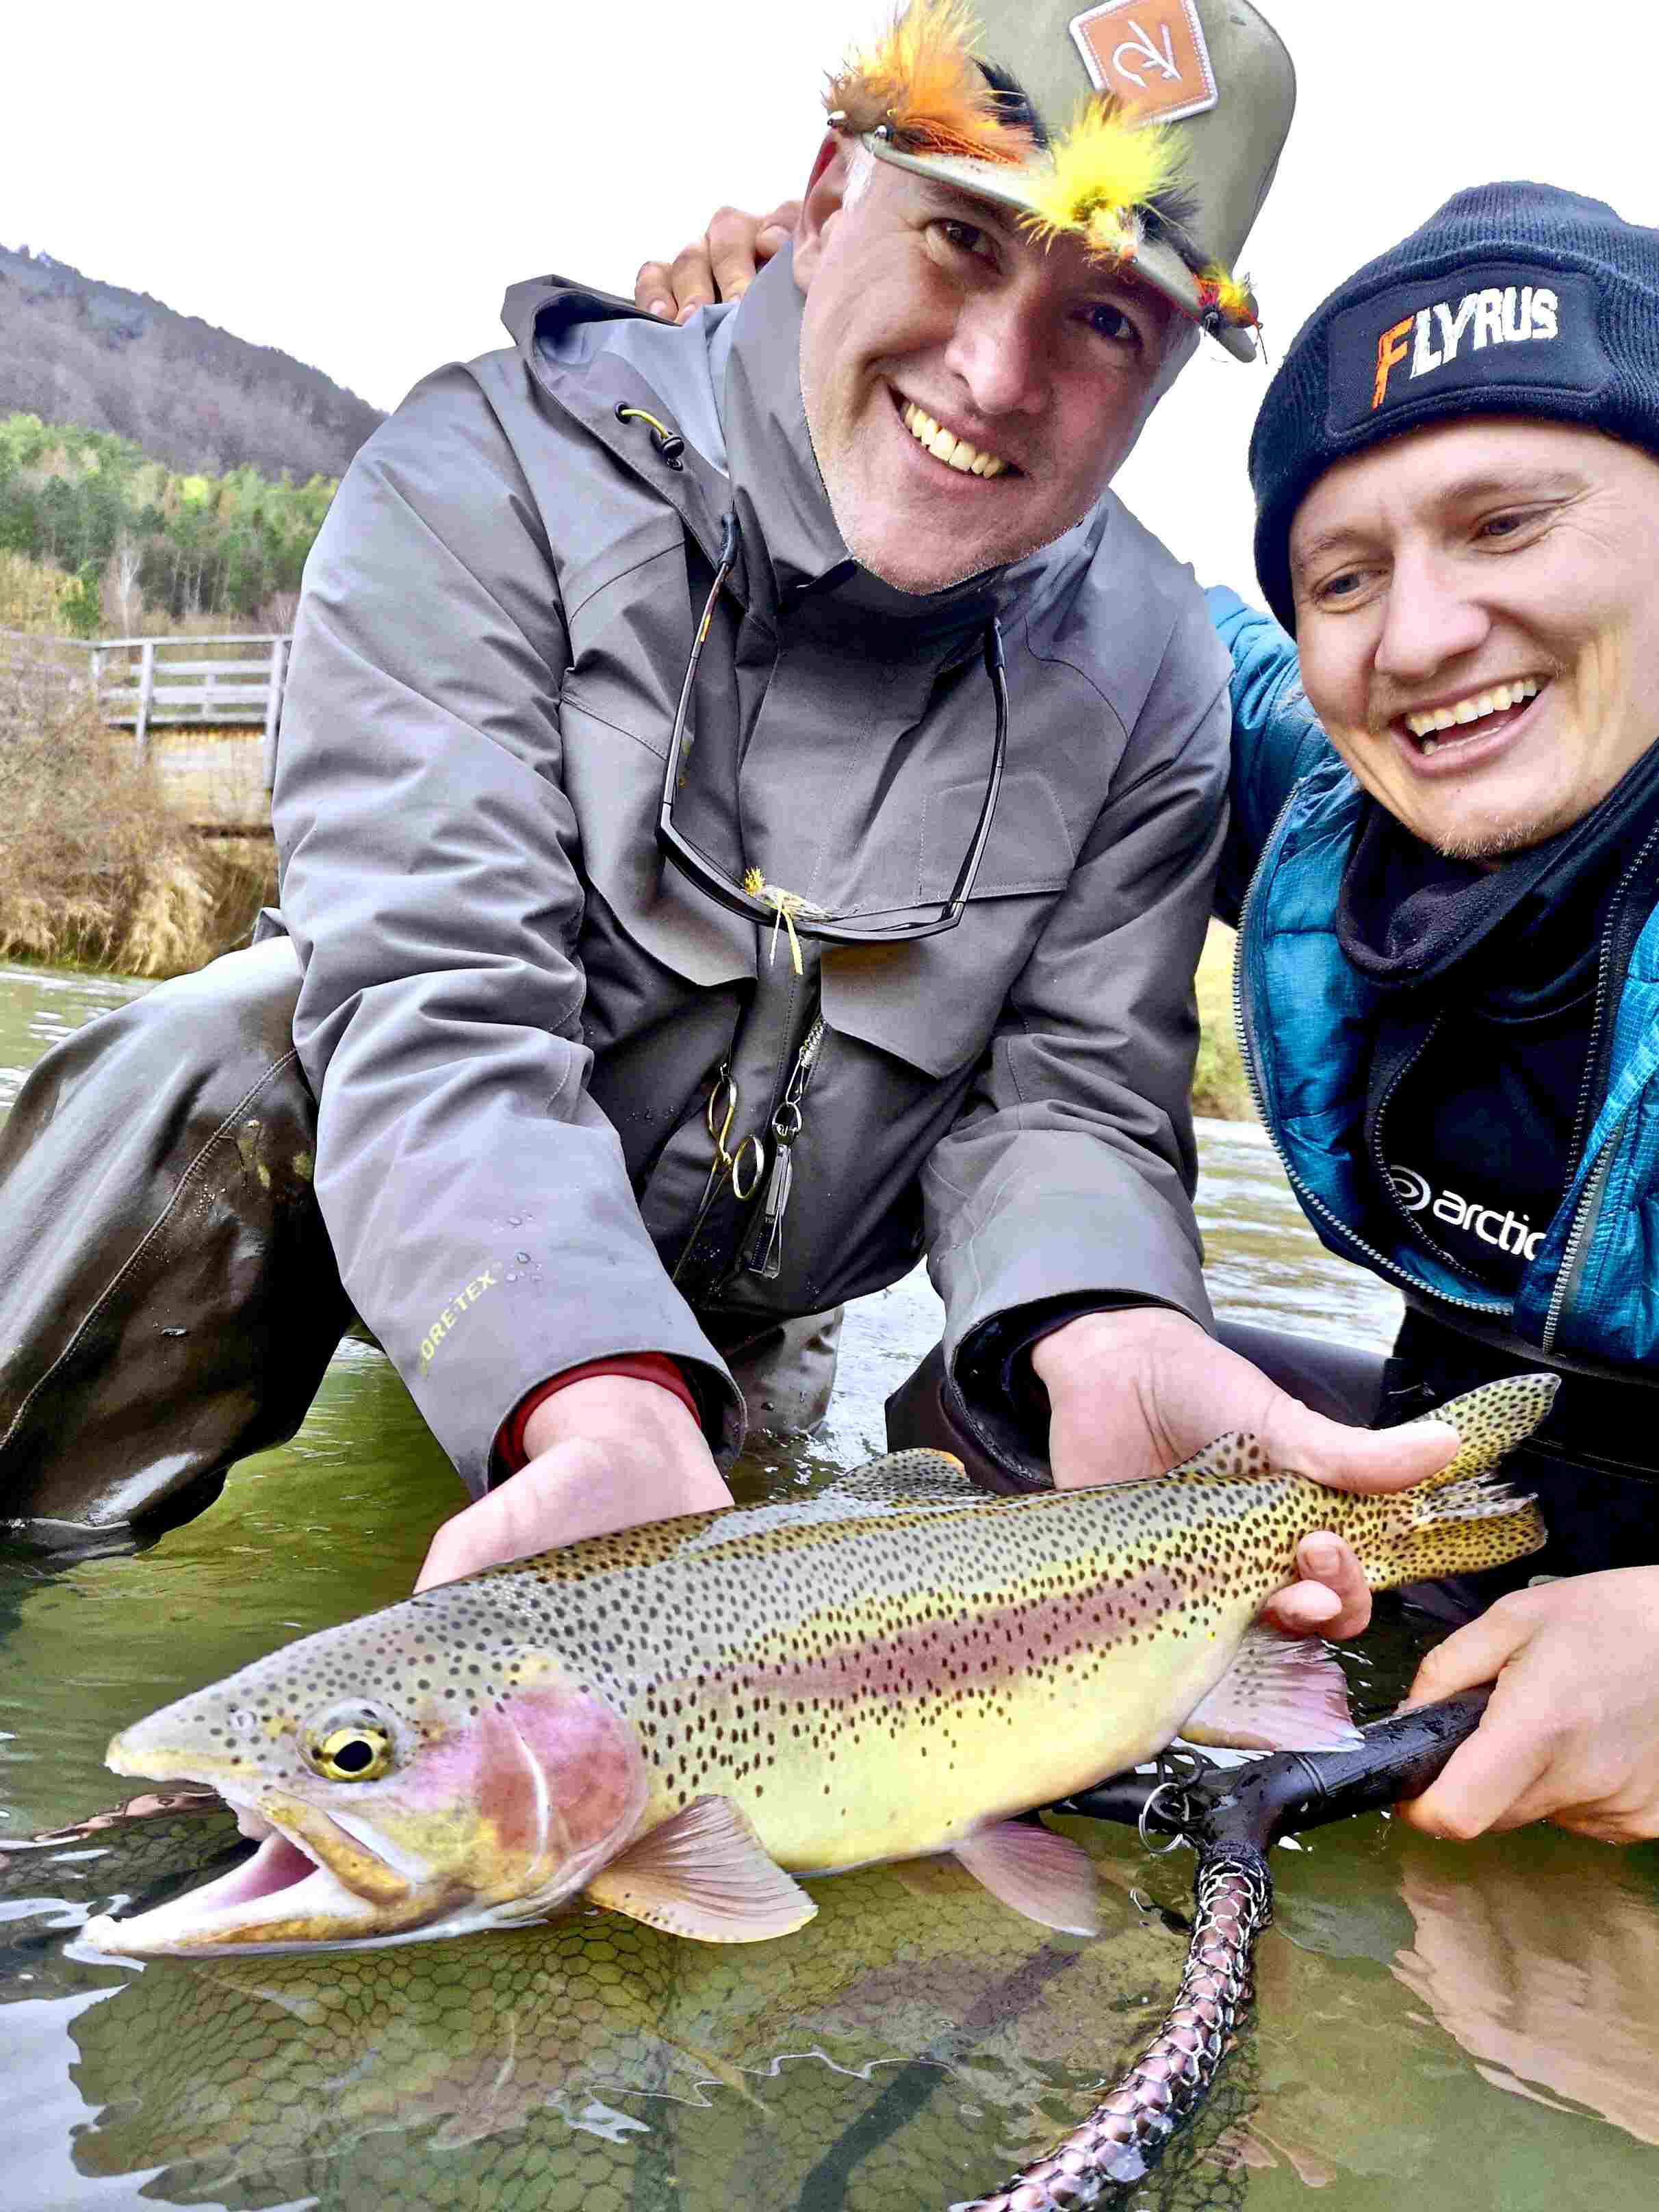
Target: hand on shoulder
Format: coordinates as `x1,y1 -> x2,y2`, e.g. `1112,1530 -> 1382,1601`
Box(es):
634,201 -> 800,322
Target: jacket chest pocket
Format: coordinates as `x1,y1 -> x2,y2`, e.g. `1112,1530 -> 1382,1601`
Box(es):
822,769 -> 1074,1079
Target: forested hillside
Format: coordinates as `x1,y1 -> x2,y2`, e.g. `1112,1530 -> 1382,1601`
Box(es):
0,414 -> 336,630
0,244 -> 383,481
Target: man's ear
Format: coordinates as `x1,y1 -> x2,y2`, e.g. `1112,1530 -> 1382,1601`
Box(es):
793,133 -> 855,290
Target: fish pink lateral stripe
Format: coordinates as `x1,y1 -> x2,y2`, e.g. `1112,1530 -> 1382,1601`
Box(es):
725,1562 -> 1204,1712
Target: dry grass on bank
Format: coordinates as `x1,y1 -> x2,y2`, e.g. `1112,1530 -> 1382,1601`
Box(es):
0,549 -> 79,634
0,660 -> 276,977
1192,921 -> 1252,1121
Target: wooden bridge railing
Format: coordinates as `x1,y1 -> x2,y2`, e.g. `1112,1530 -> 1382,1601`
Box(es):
0,630 -> 294,787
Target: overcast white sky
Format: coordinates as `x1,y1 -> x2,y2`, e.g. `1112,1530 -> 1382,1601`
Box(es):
5,1 -> 1654,592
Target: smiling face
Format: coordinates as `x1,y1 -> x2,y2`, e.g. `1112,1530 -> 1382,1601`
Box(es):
793,139 -> 1184,595
1290,417 -> 1659,859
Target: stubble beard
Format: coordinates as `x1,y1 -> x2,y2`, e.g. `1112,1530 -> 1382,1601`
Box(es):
837,502 -> 1077,595
813,432 -> 1099,596
800,359 -> 1100,596
1428,788 -> 1588,862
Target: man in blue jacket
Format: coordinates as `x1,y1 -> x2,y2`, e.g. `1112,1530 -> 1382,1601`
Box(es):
1209,182 -> 1659,1849
881,184 -> 1659,1849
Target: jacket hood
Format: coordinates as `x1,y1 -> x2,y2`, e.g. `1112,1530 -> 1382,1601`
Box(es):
502,255 -> 1093,639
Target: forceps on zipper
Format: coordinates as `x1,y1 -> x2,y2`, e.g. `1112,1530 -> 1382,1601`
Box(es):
670,1064 -> 767,1289
701,1064 -> 767,1207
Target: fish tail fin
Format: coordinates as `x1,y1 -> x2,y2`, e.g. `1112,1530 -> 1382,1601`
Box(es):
1413,1374 -> 1560,1487
1343,1374 -> 1555,1590
1354,1470 -> 1547,1591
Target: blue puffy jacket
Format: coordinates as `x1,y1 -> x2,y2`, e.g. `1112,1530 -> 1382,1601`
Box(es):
1209,584 -> 1659,1371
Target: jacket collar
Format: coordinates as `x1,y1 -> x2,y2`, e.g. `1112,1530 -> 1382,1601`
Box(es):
504,270 -> 732,567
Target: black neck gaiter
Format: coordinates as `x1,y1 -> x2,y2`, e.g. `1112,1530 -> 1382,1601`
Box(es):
1336,738 -> 1659,1002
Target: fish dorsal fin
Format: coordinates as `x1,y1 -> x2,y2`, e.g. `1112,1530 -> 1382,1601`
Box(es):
1158,1431 -> 1274,1486
953,1818 -> 1100,1937
813,1449 -> 983,1512
584,1797 -> 816,1943
678,1452 -> 986,1554
1180,1623 -> 1360,1753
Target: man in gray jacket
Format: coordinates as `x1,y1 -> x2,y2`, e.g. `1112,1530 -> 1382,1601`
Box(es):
0,0 -> 1452,1597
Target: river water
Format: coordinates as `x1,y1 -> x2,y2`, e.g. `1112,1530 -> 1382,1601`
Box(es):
1,962 -> 1656,2212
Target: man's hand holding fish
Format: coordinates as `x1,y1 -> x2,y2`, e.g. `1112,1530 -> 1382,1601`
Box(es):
415,1372 -> 732,1592
1032,1307 -> 1453,1636
1400,1567 -> 1659,1844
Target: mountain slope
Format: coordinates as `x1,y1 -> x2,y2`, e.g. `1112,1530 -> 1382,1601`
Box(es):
0,244 -> 384,481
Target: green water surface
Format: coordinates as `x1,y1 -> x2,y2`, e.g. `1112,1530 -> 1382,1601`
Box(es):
1,962 -> 1656,2212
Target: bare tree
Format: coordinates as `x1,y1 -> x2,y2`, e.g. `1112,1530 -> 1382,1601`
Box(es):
103,532 -> 144,634
257,587 -> 300,634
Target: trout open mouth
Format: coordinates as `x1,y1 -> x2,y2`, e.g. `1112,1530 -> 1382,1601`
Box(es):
78,1678 -> 634,1957
80,1781 -> 438,1956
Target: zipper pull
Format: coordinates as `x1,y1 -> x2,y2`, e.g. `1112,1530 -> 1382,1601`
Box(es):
742,1018 -> 824,1280
743,1133 -> 795,1280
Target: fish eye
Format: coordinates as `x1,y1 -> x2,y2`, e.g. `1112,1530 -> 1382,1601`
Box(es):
315,1729 -> 389,1780
301,1703 -> 398,1784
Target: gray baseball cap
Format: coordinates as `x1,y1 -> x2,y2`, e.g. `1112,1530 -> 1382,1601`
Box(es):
828,0 -> 1295,361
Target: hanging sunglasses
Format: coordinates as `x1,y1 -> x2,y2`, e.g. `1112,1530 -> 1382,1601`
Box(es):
656,513 -> 1009,961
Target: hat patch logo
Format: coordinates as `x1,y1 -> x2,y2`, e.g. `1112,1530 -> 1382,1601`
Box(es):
1372,284 -> 1561,411
1069,1 -> 1219,125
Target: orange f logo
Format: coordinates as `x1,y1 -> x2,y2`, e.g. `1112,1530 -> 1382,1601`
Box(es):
1372,317 -> 1414,410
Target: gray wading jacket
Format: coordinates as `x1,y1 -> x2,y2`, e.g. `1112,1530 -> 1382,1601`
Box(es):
273,253 -> 1231,1496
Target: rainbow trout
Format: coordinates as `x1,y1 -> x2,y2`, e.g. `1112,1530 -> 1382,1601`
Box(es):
84,1374 -> 1552,1958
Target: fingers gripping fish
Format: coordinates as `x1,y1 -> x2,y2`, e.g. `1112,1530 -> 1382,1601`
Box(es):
83,1376 -> 1554,1959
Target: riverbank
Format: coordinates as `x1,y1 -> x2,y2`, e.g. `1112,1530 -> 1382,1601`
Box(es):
0,652 -> 1254,1109
0,661 -> 276,977
1192,923 -> 1249,1120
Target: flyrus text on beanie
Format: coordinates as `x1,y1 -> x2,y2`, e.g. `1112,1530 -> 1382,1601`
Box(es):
1248,181 -> 1659,631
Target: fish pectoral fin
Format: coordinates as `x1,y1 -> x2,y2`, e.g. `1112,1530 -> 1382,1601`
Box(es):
584,1797 -> 816,1943
1180,1623 -> 1361,1753
953,1818 -> 1100,1937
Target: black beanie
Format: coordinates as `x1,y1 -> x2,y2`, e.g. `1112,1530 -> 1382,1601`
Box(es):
1249,181 -> 1659,631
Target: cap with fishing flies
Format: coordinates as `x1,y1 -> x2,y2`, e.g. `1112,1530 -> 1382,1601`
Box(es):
825,0 -> 1296,361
